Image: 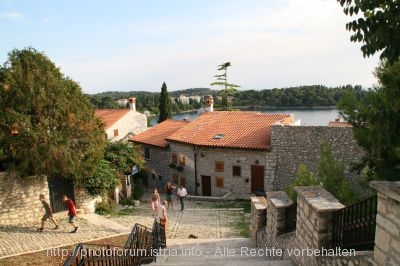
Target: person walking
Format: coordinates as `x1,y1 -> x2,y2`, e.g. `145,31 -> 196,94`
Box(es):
150,188 -> 160,216
176,185 -> 188,211
158,200 -> 168,229
37,194 -> 58,232
165,181 -> 176,210
63,195 -> 79,233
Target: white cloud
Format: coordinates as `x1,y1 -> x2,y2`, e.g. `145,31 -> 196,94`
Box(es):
0,11 -> 26,22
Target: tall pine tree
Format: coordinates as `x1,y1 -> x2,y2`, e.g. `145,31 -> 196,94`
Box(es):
158,82 -> 172,123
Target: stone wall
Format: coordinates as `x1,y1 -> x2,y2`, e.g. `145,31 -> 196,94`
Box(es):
271,125 -> 364,191
74,187 -> 101,214
145,145 -> 172,190
169,143 -> 271,197
251,187 -> 375,266
370,181 -> 400,266
0,172 -> 48,225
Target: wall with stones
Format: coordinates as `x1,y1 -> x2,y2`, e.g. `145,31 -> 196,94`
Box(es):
270,125 -> 365,191
370,181 -> 400,266
74,187 -> 101,214
0,172 -> 48,225
144,145 -> 172,190
169,143 -> 271,198
251,187 -> 374,266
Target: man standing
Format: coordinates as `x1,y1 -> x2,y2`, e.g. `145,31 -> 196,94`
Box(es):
37,194 -> 58,232
176,185 -> 188,211
63,195 -> 79,233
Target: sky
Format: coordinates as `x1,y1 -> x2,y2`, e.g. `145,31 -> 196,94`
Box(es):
0,0 -> 380,94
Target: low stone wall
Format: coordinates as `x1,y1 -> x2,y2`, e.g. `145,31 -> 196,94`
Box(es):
74,187 -> 101,214
0,172 -> 48,225
251,187 -> 377,266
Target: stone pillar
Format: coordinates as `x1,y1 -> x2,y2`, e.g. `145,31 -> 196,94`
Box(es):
265,191 -> 293,237
74,187 -> 102,214
250,196 -> 267,246
370,181 -> 400,266
294,186 -> 345,266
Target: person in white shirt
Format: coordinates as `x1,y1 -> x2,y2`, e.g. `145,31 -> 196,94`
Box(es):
176,185 -> 188,211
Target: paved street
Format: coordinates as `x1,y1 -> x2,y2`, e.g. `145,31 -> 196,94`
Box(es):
0,198 -> 248,259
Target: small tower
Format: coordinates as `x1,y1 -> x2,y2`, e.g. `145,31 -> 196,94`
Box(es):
204,95 -> 214,112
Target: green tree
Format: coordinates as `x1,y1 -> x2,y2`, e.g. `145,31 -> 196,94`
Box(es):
339,61 -> 400,181
318,144 -> 356,205
0,48 -> 106,180
286,164 -> 319,201
84,159 -> 118,196
337,0 -> 400,63
104,141 -> 146,176
210,62 -> 240,110
158,82 -> 172,123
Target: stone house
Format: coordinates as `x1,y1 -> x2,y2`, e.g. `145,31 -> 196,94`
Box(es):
131,110 -> 296,198
130,119 -> 189,190
95,97 -> 147,141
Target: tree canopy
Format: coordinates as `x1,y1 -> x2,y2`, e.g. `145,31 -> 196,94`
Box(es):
337,0 -> 400,64
0,48 -> 106,180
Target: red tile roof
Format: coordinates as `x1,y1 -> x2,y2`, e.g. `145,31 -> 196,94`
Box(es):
328,121 -> 352,127
166,111 -> 293,150
130,119 -> 189,148
95,109 -> 130,130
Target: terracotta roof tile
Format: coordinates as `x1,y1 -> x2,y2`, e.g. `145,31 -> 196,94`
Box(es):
95,109 -> 130,130
166,111 -> 293,150
328,121 -> 352,127
130,119 -> 189,148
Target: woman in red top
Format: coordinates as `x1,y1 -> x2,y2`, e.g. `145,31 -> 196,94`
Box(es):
63,195 -> 79,233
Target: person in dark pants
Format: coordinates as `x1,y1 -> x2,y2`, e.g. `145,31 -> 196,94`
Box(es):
37,194 -> 58,232
165,181 -> 176,210
63,195 -> 79,233
176,185 -> 187,211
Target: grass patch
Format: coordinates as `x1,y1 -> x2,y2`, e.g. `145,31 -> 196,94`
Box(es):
236,214 -> 250,238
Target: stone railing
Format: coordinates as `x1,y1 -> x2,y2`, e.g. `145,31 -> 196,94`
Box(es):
250,184 -> 400,266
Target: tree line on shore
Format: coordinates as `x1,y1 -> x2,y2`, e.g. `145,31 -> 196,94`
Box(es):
87,84 -> 367,114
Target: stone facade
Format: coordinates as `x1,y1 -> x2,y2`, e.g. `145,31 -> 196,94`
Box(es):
270,125 -> 365,191
0,172 -> 48,225
168,142 -> 271,197
144,145 -> 173,190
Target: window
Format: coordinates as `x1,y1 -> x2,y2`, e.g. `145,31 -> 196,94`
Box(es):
179,176 -> 186,187
144,147 -> 150,159
171,153 -> 178,164
215,161 -> 224,172
233,166 -> 241,176
173,174 -> 178,185
158,175 -> 162,181
216,177 -> 224,188
113,129 -> 119,137
179,154 -> 185,166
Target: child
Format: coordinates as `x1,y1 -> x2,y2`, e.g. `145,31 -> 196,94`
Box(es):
63,195 -> 79,233
150,188 -> 160,216
37,194 -> 58,232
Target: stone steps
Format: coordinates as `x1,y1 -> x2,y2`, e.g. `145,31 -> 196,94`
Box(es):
150,238 -> 294,266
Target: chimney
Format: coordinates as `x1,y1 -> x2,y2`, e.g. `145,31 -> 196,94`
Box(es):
204,95 -> 214,112
129,97 -> 136,111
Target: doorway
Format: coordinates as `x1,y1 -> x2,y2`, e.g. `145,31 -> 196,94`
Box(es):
201,175 -> 211,196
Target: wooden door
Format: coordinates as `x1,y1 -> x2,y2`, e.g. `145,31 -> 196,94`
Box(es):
251,165 -> 264,193
201,175 -> 211,196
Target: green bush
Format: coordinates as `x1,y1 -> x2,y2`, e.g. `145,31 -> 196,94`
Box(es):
95,200 -> 116,215
119,197 -> 134,206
